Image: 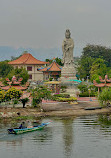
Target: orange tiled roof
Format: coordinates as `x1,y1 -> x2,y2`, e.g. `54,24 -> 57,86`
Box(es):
39,61 -> 62,72
8,53 -> 48,65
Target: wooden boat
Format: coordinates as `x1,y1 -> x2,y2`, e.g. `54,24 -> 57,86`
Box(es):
84,107 -> 102,110
8,122 -> 50,134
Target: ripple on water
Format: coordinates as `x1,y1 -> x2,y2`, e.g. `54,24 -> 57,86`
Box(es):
0,115 -> 111,158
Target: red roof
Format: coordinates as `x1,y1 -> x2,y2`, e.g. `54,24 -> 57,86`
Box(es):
39,61 -> 61,72
1,86 -> 27,91
8,53 -> 48,65
93,80 -> 111,87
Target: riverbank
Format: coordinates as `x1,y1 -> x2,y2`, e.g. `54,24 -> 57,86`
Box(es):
0,100 -> 111,119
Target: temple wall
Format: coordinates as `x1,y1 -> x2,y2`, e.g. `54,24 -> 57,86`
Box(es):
12,64 -> 44,81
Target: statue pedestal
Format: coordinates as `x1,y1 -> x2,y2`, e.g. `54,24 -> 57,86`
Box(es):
61,65 -> 76,82
60,65 -> 78,97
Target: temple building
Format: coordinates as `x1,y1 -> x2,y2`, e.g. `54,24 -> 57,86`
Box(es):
38,60 -> 62,81
93,75 -> 111,93
0,76 -> 29,91
8,53 -> 48,81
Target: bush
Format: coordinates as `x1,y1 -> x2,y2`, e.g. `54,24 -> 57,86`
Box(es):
51,95 -> 57,101
79,92 -> 96,97
53,94 -> 70,98
57,97 -> 77,102
78,84 -> 88,93
32,98 -> 41,107
51,93 -> 70,101
13,99 -> 19,104
0,90 -> 5,102
60,85 -> 67,92
98,88 -> 111,106
6,87 -> 22,100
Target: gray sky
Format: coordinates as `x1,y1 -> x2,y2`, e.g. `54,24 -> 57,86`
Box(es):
0,0 -> 111,59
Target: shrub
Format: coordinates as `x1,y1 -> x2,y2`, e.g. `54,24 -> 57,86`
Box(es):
13,99 -> 19,104
98,88 -> 111,106
0,90 -> 5,102
57,97 -> 77,102
6,87 -> 22,100
32,98 -> 41,107
53,94 -> 70,98
79,92 -> 96,97
60,85 -> 67,92
78,84 -> 88,93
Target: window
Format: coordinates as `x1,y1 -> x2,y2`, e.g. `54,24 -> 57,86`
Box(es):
27,66 -> 32,71
29,75 -> 32,79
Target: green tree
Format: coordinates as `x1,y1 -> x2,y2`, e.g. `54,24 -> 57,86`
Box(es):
107,68 -> 111,78
81,44 -> 111,67
90,74 -> 100,83
55,57 -> 63,66
6,67 -> 29,84
98,88 -> 111,106
45,57 -> 63,66
20,98 -> 29,108
31,86 -> 51,107
77,57 -> 94,79
0,61 -> 13,78
90,58 -> 107,81
77,84 -> 88,93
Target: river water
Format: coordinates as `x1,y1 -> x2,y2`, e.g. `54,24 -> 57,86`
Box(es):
0,115 -> 111,158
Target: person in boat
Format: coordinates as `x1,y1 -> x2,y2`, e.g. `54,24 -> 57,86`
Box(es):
19,121 -> 26,129
19,123 -> 23,129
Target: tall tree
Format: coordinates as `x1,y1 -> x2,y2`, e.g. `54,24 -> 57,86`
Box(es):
45,57 -> 63,66
77,57 -> 94,79
0,61 -> 13,78
90,58 -> 107,81
82,44 -> 111,67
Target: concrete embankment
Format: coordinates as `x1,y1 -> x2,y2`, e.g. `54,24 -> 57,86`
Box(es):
0,100 -> 111,119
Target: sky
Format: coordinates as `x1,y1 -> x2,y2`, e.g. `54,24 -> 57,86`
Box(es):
0,0 -> 111,61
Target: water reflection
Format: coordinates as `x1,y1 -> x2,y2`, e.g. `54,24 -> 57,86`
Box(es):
0,116 -> 111,158
62,119 -> 73,158
98,114 -> 111,127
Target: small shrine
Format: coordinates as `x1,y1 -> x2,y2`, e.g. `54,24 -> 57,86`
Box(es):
0,76 -> 30,91
93,75 -> 111,93
38,60 -> 62,81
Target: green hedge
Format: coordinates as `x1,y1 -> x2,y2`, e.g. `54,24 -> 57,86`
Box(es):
79,92 -> 96,97
57,97 -> 77,102
53,94 -> 70,98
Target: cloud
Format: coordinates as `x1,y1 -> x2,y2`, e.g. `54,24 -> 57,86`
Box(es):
0,0 -> 111,57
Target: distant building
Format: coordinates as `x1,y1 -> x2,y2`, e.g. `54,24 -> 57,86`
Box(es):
8,53 -> 48,81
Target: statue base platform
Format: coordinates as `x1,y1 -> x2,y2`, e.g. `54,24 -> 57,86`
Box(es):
61,66 -> 76,79
60,77 -> 79,97
60,65 -> 79,97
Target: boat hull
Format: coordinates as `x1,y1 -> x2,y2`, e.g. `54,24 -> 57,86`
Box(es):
8,122 -> 50,134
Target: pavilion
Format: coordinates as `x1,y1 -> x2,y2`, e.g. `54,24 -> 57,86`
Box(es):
38,60 -> 62,81
93,75 -> 111,93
